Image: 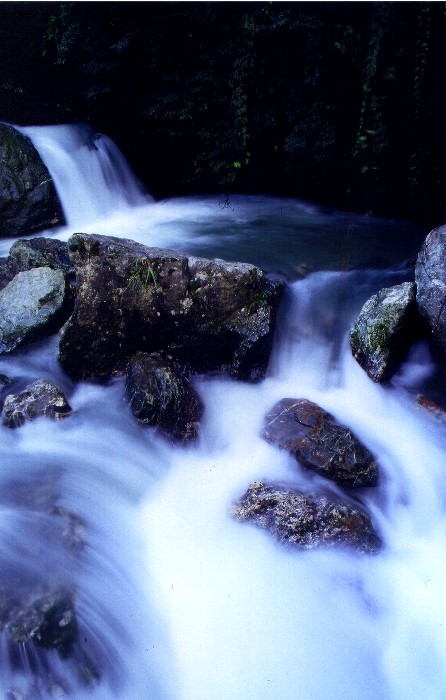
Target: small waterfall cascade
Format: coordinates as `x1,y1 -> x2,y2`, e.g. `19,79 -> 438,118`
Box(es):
0,123 -> 444,700
21,124 -> 152,228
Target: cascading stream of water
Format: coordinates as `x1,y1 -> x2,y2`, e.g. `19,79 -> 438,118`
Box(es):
21,124 -> 152,229
0,123 -> 444,699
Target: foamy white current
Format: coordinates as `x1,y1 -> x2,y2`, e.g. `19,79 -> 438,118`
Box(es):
0,124 -> 443,700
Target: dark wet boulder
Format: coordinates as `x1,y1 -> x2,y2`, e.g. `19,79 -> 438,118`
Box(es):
0,584 -> 77,658
0,266 -> 73,354
2,379 -> 72,428
126,352 -> 203,443
415,225 -> 446,372
233,481 -> 381,554
349,281 -> 419,382
0,123 -> 64,237
59,233 -> 284,382
262,398 -> 378,487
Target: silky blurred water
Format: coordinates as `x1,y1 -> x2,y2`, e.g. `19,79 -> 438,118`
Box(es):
0,124 -> 443,700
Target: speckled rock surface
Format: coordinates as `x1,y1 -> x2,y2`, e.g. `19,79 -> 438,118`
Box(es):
2,379 -> 72,428
233,481 -> 381,554
59,233 -> 284,381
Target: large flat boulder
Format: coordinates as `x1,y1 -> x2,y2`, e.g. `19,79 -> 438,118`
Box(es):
233,481 -> 381,554
59,233 -> 284,382
262,398 -> 378,487
0,123 -> 64,237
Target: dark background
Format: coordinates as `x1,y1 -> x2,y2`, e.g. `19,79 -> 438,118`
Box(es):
1,1 -> 446,225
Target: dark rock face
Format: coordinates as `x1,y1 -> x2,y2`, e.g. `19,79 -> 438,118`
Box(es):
59,233 -> 284,382
415,225 -> 446,369
0,584 -> 77,658
262,398 -> 378,487
2,379 -> 72,428
126,352 -> 203,442
0,266 -> 73,354
349,281 -> 419,382
233,481 -> 381,554
0,123 -> 64,237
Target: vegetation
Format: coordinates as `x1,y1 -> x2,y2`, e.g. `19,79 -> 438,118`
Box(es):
1,1 -> 446,223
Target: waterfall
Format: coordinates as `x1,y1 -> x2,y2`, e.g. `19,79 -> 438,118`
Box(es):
21,124 -> 152,228
0,124 -> 444,700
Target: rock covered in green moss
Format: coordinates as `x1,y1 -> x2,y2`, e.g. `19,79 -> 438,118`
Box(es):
0,123 -> 64,237
349,281 -> 419,382
262,398 -> 378,487
233,481 -> 381,554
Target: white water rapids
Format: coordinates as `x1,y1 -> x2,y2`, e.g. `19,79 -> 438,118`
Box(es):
0,124 -> 444,699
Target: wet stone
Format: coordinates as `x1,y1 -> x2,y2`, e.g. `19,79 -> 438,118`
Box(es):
2,379 -> 72,428
233,481 -> 382,554
262,398 -> 379,487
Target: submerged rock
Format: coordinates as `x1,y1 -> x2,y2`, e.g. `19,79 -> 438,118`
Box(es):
349,281 -> 419,382
0,123 -> 64,237
416,225 -> 446,374
0,267 -> 73,354
233,481 -> 381,554
262,398 -> 378,487
0,584 -> 77,658
2,379 -> 72,428
59,233 -> 284,382
126,352 -> 203,443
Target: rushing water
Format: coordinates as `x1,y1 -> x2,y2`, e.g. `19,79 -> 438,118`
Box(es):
0,124 -> 445,699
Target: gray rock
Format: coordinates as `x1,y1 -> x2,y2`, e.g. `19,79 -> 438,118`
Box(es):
0,266 -> 72,353
59,233 -> 284,382
126,352 -> 203,443
349,281 -> 419,382
0,123 -> 64,237
262,398 -> 378,487
233,481 -> 381,554
2,379 -> 72,428
415,224 -> 446,370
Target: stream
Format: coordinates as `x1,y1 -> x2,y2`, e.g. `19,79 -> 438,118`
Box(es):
0,124 -> 444,700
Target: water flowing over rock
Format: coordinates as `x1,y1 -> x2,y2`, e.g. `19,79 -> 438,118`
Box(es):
415,224 -> 446,373
0,123 -> 64,237
262,398 -> 378,487
233,481 -> 381,554
59,233 -> 284,382
2,379 -> 72,428
0,266 -> 73,354
125,352 -> 203,443
349,281 -> 419,382
0,584 -> 78,658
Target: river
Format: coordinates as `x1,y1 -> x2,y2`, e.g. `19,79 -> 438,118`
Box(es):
0,124 -> 444,700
